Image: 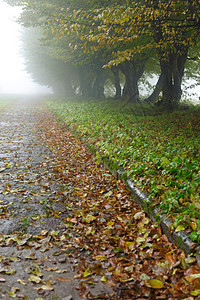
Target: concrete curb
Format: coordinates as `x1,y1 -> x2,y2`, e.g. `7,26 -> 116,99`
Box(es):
58,118 -> 200,265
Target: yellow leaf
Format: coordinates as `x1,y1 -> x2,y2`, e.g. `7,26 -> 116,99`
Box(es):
55,269 -> 68,274
40,230 -> 48,236
92,255 -> 106,261
7,257 -> 19,262
17,279 -> 27,285
50,230 -> 59,236
84,269 -> 92,277
24,253 -> 36,260
29,275 -> 42,283
32,216 -> 40,221
146,279 -> 164,289
126,241 -> 135,250
82,215 -> 96,223
60,235 -> 66,241
34,284 -> 54,291
45,266 -> 58,271
107,220 -> 115,226
55,277 -> 73,282
190,222 -> 197,231
191,289 -> 200,296
175,225 -> 185,232
136,237 -> 145,244
120,277 -> 134,282
100,276 -> 107,282
6,269 -> 16,275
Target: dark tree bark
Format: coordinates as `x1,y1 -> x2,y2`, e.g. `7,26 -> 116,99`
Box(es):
159,51 -> 188,110
120,59 -> 145,102
79,67 -> 94,97
144,74 -> 162,104
152,1 -> 188,111
92,71 -> 105,99
111,67 -> 121,99
78,64 -> 107,99
122,81 -> 128,98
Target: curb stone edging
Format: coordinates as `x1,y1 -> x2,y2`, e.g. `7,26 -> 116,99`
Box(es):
116,166 -> 199,263
53,114 -> 200,266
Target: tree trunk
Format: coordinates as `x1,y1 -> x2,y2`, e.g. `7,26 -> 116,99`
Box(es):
159,51 -> 188,110
79,67 -> 94,97
152,8 -> 188,111
144,74 -> 162,103
122,81 -> 128,98
52,81 -> 74,97
92,72 -> 105,99
111,67 -> 121,99
120,60 -> 145,102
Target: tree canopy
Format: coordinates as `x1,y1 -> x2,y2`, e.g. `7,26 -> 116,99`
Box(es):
4,0 -> 200,108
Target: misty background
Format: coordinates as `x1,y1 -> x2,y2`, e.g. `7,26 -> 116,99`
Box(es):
0,0 -> 52,95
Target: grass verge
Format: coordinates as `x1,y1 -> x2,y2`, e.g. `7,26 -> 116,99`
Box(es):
45,97 -> 200,235
0,94 -> 16,111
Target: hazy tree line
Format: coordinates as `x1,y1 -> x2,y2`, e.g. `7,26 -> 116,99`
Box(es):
5,0 -> 200,110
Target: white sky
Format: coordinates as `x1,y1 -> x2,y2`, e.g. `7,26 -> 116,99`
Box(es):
0,0 -> 52,94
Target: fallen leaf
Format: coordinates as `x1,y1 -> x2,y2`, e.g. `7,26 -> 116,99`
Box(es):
83,269 -> 92,277
146,279 -> 164,289
136,237 -> 146,244
185,273 -> 200,283
40,230 -> 48,236
191,289 -> 200,296
100,276 -> 107,282
50,230 -> 59,236
134,211 -> 144,219
55,277 -> 73,282
6,269 -> 16,275
82,215 -> 97,223
17,279 -> 27,285
29,275 -> 42,283
45,266 -> 58,272
24,253 -> 36,260
34,284 -> 54,291
175,225 -> 186,232
55,269 -> 68,274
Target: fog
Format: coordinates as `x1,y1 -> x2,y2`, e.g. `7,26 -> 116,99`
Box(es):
0,0 -> 52,95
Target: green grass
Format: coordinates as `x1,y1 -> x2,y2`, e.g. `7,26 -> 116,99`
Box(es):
0,94 -> 17,110
45,97 -> 200,231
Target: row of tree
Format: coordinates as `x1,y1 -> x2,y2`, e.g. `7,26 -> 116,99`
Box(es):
6,0 -> 200,110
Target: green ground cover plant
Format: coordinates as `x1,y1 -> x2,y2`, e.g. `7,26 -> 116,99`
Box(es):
46,97 -> 200,234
